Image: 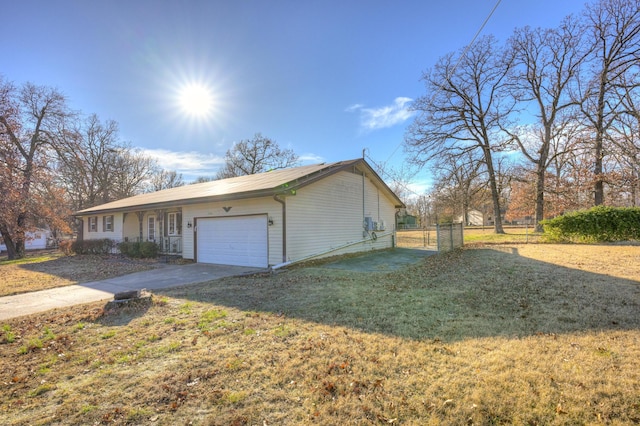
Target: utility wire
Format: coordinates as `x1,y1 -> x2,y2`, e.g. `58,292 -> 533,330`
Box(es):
378,0 -> 503,173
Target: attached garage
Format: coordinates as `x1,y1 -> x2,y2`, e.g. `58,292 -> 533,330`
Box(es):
196,215 -> 268,267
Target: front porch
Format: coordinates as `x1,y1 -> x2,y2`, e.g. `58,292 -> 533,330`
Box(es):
123,209 -> 184,255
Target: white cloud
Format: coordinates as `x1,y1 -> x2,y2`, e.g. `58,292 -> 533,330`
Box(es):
347,97 -> 416,131
140,148 -> 225,179
345,103 -> 364,113
298,153 -> 325,164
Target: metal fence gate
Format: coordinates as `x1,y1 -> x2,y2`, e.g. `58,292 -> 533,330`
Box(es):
436,223 -> 464,252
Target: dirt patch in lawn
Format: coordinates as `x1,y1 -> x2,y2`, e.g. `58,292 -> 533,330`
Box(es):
0,250 -> 161,297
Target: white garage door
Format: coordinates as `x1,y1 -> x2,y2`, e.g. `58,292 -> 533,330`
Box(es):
196,215 -> 268,267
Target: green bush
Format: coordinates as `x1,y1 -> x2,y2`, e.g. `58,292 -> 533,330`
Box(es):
117,241 -> 159,258
71,239 -> 115,255
117,241 -> 140,258
139,242 -> 159,258
541,206 -> 640,242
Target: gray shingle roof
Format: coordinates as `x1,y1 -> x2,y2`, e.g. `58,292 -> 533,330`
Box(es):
75,158 -> 404,215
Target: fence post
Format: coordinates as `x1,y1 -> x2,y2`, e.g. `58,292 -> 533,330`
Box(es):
450,224 -> 453,250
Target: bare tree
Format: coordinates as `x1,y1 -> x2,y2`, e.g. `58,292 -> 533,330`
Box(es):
610,74 -> 640,205
148,169 -> 185,192
406,35 -> 515,233
216,134 -> 299,179
190,175 -> 215,184
0,78 -> 74,259
506,18 -> 586,230
57,115 -> 159,210
57,114 -> 120,210
431,151 -> 486,225
109,147 -> 157,200
577,0 -> 640,205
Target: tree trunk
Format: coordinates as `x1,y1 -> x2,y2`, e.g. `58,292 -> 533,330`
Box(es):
535,137 -> 550,233
534,168 -> 545,233
15,213 -> 27,259
594,133 -> 604,206
0,224 -> 18,260
484,149 -> 505,234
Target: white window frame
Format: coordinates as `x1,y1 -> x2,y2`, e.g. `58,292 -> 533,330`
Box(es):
168,213 -> 178,236
148,216 -> 155,241
88,216 -> 98,232
104,215 -> 114,232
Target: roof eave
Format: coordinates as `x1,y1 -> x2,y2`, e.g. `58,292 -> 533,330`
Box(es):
73,187 -> 283,216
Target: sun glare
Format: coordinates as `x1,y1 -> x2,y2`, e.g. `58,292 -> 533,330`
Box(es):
178,83 -> 214,118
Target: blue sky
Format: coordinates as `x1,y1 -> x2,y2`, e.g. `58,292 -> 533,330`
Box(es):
4,0 -> 582,190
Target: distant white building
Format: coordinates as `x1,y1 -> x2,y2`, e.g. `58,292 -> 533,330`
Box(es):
456,210 -> 507,226
456,210 -> 484,226
0,229 -> 52,252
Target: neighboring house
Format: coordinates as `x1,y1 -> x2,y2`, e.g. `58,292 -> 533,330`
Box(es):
0,228 -> 52,252
74,159 -> 405,268
397,211 -> 419,229
456,209 -> 507,226
457,210 -> 484,226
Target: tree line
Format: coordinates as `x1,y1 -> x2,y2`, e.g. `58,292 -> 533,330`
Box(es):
0,75 -> 297,260
404,0 -> 640,232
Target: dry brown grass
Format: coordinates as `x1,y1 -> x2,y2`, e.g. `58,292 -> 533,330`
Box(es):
1,243 -> 639,425
0,250 -> 159,297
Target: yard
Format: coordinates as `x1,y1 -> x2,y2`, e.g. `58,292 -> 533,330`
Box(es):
0,235 -> 639,424
0,250 -> 159,297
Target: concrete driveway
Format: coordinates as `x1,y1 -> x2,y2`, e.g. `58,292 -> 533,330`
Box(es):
0,263 -> 266,321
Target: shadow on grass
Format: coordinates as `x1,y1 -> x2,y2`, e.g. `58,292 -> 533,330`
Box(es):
157,246 -> 640,342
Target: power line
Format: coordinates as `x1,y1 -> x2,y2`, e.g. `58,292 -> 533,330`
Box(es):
381,0 -> 503,167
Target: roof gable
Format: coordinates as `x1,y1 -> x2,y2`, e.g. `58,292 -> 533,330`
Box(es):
75,159 -> 404,215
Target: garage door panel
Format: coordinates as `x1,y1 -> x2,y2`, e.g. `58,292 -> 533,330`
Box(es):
196,216 -> 268,267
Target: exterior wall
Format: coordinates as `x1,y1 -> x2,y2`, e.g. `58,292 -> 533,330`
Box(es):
182,197 -> 283,265
76,170 -> 400,266
122,213 -> 140,240
0,230 -> 50,251
285,170 -> 397,262
81,213 -> 124,241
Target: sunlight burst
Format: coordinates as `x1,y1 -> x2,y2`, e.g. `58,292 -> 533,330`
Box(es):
178,83 -> 214,118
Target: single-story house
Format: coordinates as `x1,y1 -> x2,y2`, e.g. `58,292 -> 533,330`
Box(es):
74,158 -> 405,268
0,228 -> 52,252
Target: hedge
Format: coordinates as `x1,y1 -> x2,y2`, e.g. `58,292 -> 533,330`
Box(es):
71,239 -> 116,255
117,241 -> 159,258
541,206 -> 640,242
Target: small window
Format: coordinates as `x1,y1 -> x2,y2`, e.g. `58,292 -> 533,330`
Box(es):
148,216 -> 155,241
103,215 -> 114,232
88,216 -> 98,232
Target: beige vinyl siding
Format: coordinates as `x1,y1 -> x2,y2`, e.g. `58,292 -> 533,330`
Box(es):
122,213 -> 140,240
286,170 -> 397,262
182,196 -> 282,265
82,213 -> 124,241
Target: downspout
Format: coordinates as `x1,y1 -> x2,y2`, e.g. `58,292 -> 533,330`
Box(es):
362,170 -> 366,236
273,194 -> 286,263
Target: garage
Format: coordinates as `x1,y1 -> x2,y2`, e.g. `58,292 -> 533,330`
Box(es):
196,215 -> 268,267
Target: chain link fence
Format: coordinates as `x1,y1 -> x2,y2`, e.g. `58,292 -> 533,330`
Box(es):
436,223 -> 464,252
